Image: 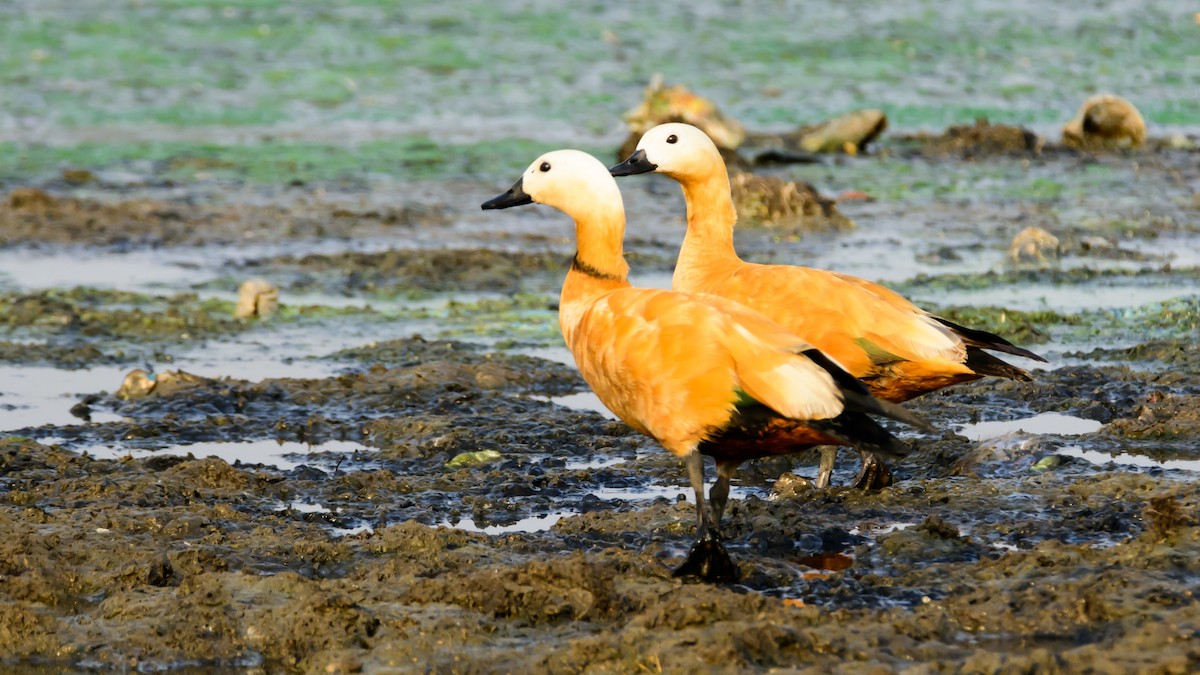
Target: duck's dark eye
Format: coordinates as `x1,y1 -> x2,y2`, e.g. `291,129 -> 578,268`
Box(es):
539,162 -> 551,172
666,134 -> 678,144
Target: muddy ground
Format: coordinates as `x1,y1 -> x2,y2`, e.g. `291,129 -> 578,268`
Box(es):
0,137 -> 1197,674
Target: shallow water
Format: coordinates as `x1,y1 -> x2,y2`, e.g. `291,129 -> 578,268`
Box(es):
958,412 -> 1104,441
1059,445 -> 1200,474
0,365 -> 131,429
80,438 -> 366,471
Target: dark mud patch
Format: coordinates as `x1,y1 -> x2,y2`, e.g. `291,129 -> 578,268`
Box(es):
18,336 -> 586,450
1,288 -> 239,339
0,187 -> 447,248
2,435 -> 1198,672
227,244 -> 677,299
4,325 -> 1200,670
235,247 -> 572,296
0,340 -> 122,368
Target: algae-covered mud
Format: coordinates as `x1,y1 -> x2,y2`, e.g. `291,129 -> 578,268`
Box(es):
2,0 -> 1200,672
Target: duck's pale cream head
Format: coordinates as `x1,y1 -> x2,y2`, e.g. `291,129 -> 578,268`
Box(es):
609,123 -> 722,182
482,149 -> 623,222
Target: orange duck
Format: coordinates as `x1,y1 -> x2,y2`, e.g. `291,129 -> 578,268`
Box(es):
610,123 -> 1046,490
483,149 -> 932,582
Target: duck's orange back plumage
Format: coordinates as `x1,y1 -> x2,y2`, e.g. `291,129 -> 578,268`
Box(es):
617,122 -> 1046,404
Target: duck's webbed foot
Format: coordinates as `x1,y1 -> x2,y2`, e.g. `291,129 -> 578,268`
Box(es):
673,532 -> 739,584
674,452 -> 739,584
852,452 -> 893,490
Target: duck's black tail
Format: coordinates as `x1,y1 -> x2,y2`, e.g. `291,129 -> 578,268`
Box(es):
965,346 -> 1034,382
797,347 -> 935,462
800,348 -> 935,433
933,316 -> 1048,363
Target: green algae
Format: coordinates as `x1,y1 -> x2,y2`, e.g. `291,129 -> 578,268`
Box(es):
4,0 -> 1197,190
395,294 -> 561,347
898,265 -> 1200,294
0,287 -> 383,368
931,305 -> 1079,345
0,288 -> 241,338
0,137 -> 566,185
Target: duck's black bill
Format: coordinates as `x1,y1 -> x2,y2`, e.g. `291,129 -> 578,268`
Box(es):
481,178 -> 533,210
608,149 -> 657,177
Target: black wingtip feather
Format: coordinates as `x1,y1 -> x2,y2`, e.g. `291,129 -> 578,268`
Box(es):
933,316 -> 1048,363
800,348 -> 870,395
799,347 -> 935,433
965,347 -> 1034,382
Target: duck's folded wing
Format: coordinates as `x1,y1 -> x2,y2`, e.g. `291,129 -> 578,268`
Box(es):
728,266 -> 969,369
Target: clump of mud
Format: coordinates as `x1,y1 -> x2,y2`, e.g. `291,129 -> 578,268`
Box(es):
904,118 -> 1044,158
730,172 -> 855,231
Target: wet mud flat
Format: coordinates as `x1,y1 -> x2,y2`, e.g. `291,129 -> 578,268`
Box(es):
1,146 -> 1200,672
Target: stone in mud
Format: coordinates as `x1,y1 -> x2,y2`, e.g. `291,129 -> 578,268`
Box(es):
737,110 -> 888,163
234,278 -> 279,319
790,109 -> 888,155
1062,94 -> 1147,150
61,168 -> 96,185
116,369 -> 213,400
1008,225 -> 1061,267
796,109 -> 892,153
445,449 -> 503,468
117,369 -> 158,399
618,76 -> 746,159
772,472 -> 812,499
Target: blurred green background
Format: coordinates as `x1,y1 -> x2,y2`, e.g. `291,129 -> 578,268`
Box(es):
2,0 -> 1196,185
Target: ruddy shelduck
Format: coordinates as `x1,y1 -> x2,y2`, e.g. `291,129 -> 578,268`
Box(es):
611,123 -> 1046,490
482,149 -> 933,582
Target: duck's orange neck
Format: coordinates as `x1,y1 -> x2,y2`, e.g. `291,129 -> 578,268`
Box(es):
560,208 -> 631,330
675,165 -> 742,288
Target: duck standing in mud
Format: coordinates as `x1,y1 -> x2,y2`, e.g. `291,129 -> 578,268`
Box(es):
482,149 -> 933,582
611,123 -> 1046,491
